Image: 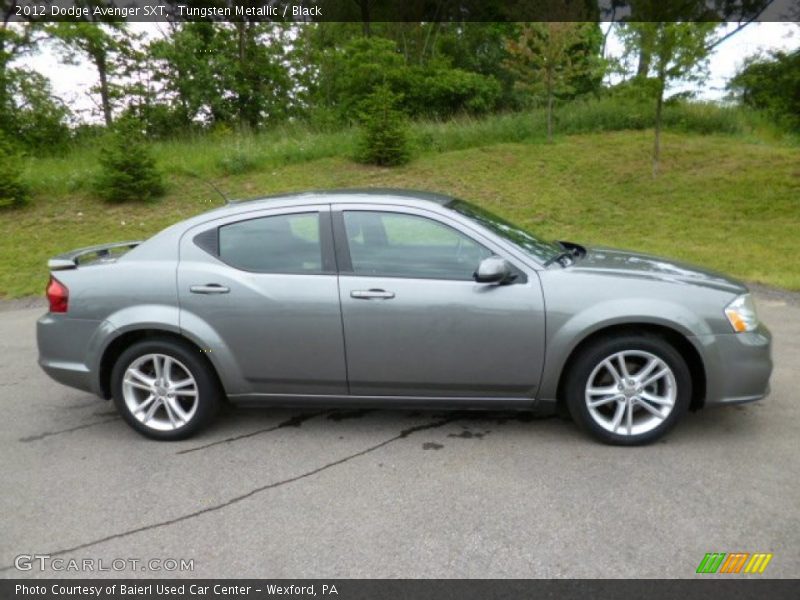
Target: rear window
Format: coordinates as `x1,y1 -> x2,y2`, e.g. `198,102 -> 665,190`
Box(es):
218,212 -> 322,273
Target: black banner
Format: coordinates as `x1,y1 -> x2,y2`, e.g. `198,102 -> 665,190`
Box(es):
6,0 -> 800,23
3,580 -> 800,600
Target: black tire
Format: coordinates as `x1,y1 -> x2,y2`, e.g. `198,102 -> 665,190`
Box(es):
111,337 -> 221,440
564,333 -> 691,446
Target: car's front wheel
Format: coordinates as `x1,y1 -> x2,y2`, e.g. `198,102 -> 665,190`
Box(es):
111,338 -> 220,440
565,334 -> 691,445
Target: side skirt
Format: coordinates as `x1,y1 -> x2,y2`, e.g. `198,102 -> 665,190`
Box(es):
227,392 -> 553,412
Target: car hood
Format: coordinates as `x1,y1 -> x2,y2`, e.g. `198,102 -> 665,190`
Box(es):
567,245 -> 747,295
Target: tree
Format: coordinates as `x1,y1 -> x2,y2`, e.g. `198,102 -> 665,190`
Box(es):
618,22 -> 717,175
436,22 -> 522,110
355,84 -> 411,167
147,22 -> 294,131
1,15 -> 37,136
48,12 -> 133,127
729,48 -> 800,132
8,70 -> 71,152
306,33 -> 501,124
623,0 -> 772,79
93,120 -> 165,202
1,14 -> 71,153
504,22 -> 601,142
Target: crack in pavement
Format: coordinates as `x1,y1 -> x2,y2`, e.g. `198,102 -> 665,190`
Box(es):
176,411 -> 327,455
18,417 -> 121,443
0,416 -> 457,571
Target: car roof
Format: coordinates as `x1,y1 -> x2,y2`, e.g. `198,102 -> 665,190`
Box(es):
148,188 -> 463,247
225,188 -> 456,211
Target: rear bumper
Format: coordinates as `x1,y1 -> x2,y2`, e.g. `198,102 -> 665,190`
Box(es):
691,323 -> 772,407
38,359 -> 93,393
37,313 -> 108,396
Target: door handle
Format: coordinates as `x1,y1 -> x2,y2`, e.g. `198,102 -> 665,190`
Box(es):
350,289 -> 395,300
190,284 -> 230,294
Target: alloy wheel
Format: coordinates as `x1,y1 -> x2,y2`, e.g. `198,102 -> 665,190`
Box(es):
122,353 -> 199,431
584,350 -> 676,436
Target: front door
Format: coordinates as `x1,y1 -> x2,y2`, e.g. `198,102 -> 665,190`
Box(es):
334,207 -> 546,399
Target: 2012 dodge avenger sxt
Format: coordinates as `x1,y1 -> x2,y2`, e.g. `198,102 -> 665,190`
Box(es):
37,189 -> 772,444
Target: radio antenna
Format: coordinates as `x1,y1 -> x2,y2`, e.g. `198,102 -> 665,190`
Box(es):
184,171 -> 230,205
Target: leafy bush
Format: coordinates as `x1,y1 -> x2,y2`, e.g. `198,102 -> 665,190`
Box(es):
0,135 -> 30,209
1,69 -> 72,156
355,85 -> 411,167
400,65 -> 501,118
317,37 -> 500,123
729,49 -> 800,132
93,121 -> 166,203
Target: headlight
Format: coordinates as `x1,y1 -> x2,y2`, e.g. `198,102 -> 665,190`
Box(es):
725,294 -> 759,333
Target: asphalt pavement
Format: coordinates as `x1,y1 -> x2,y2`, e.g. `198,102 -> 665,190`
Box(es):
1,292 -> 798,578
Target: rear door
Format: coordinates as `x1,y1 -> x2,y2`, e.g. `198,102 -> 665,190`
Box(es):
333,205 -> 546,399
178,205 -> 347,396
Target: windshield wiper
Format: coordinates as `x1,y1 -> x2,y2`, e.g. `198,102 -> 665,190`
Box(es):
544,250 -> 574,267
544,241 -> 584,267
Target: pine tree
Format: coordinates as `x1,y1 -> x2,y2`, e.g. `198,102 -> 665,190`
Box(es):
93,120 -> 165,203
355,84 -> 411,167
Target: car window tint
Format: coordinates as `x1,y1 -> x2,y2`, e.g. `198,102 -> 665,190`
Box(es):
219,212 -> 322,273
343,211 -> 492,280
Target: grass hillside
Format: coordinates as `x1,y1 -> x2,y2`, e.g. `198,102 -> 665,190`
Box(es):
2,128 -> 798,297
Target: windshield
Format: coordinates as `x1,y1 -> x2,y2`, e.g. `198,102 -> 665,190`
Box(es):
446,199 -> 561,263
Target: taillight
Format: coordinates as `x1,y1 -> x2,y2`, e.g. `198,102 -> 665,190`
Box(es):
46,276 -> 69,313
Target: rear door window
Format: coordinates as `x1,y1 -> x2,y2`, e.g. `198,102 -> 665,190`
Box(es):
219,212 -> 322,273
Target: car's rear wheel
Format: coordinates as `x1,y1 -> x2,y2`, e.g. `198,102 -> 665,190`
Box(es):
111,338 -> 220,440
564,334 -> 691,445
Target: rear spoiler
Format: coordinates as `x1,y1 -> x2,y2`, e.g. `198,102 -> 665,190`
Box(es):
48,241 -> 143,271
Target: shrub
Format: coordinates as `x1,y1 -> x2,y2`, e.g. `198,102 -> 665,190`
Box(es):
729,49 -> 800,132
318,37 -> 501,123
93,121 -> 166,203
400,65 -> 501,118
217,150 -> 259,175
355,85 -> 411,167
0,134 -> 30,209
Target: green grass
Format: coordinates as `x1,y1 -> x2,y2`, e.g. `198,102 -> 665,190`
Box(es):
22,98 -> 788,199
2,127 -> 798,298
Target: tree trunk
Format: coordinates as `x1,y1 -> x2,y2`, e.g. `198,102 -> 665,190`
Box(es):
547,93 -> 553,143
237,22 -> 246,129
635,26 -> 652,78
636,46 -> 651,78
95,54 -> 113,127
0,32 -> 7,125
358,0 -> 371,37
652,77 -> 664,177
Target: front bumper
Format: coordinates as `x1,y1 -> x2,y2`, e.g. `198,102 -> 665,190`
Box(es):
691,323 -> 772,406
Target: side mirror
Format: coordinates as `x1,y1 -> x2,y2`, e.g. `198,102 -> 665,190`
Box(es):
474,256 -> 514,284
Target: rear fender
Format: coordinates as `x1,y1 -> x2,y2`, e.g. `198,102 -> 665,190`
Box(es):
89,305 -> 180,394
94,304 -> 244,397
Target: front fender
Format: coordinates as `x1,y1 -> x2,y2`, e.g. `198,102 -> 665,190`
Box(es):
538,297 -> 712,402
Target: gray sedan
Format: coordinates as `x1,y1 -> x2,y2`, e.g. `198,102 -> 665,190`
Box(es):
37,189 -> 772,445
